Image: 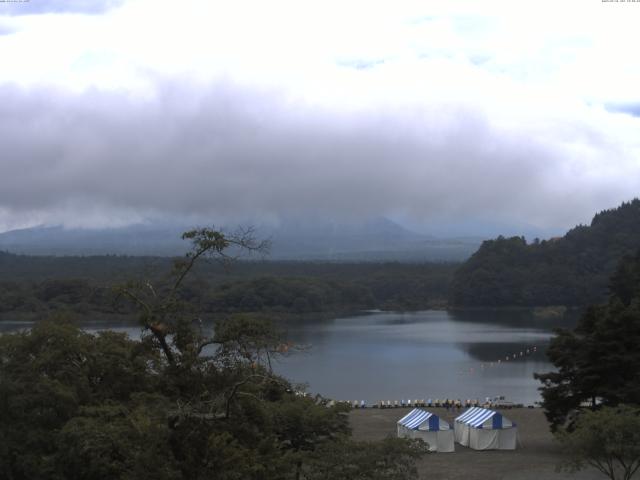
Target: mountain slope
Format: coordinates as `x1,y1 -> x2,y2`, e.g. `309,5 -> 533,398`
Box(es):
0,218 -> 481,261
450,199 -> 640,306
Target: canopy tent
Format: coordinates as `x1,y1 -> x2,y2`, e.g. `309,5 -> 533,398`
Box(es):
454,407 -> 517,450
397,408 -> 454,452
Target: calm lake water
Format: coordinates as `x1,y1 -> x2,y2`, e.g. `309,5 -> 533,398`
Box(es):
0,309 -> 569,405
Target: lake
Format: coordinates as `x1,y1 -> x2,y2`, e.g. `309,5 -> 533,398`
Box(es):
0,309 -> 568,405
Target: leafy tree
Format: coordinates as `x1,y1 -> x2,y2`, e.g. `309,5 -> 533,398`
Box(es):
55,398 -> 181,480
0,227 -> 427,480
557,405 -> 640,480
270,396 -> 351,479
0,319 -> 159,480
302,437 -> 428,480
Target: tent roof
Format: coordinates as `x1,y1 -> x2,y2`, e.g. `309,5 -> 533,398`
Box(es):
455,407 -> 509,428
397,408 -> 440,430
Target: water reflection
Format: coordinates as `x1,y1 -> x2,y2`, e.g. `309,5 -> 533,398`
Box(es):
460,341 -> 548,363
277,310 -> 558,405
448,307 -> 581,329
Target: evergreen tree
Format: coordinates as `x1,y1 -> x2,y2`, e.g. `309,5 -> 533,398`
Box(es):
535,250 -> 640,430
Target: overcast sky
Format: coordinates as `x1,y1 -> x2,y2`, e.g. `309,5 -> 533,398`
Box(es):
0,0 -> 639,235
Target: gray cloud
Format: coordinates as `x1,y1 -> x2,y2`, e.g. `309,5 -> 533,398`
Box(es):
0,0 -> 123,16
0,81 -> 636,233
606,103 -> 640,118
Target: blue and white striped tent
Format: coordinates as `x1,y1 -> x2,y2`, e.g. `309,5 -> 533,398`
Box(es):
397,409 -> 454,452
454,407 -> 517,450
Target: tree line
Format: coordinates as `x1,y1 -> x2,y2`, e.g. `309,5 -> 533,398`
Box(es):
0,254 -> 455,319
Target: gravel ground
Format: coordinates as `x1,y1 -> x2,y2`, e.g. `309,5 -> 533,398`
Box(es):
349,407 -> 607,480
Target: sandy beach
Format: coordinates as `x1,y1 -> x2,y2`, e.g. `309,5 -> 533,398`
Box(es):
350,407 -> 606,480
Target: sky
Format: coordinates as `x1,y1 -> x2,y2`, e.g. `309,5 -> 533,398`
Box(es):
0,0 -> 639,236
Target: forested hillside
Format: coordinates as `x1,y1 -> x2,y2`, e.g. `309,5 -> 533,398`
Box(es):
0,252 -> 455,319
450,199 -> 640,306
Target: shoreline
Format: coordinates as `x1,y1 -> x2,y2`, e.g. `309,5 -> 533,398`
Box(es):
0,304 -> 584,323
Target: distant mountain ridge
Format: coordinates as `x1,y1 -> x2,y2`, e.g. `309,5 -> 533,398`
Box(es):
0,218 -> 482,262
0,224 -> 188,256
450,199 -> 640,306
